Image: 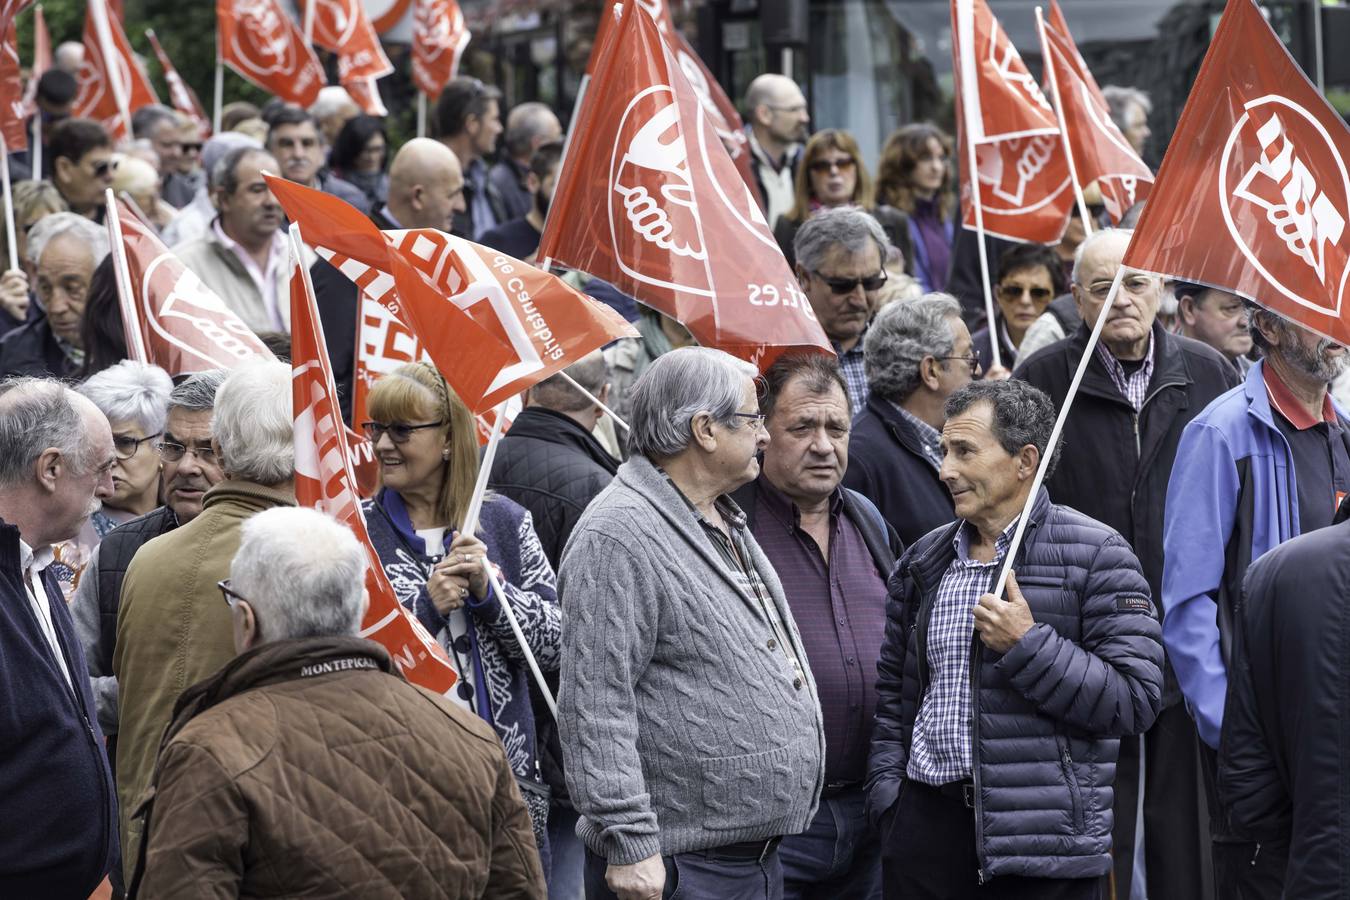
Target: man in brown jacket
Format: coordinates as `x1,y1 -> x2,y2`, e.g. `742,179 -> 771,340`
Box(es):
113,362 -> 297,870
128,506 -> 545,898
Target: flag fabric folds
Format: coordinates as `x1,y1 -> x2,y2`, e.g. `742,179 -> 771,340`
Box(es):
0,0 -> 32,152
217,0 -> 325,109
73,0 -> 158,141
411,0 -> 470,99
145,29 -> 210,134
1123,0 -> 1350,345
539,0 -> 830,368
303,0 -> 394,116
18,3 -> 47,118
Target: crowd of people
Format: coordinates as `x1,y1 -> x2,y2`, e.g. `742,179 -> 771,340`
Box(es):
1,40 -> 1346,900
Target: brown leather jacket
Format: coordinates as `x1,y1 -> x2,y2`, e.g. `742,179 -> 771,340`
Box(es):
127,636 -> 546,899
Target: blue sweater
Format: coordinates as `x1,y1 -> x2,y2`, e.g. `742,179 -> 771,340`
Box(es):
1162,360 -> 1348,748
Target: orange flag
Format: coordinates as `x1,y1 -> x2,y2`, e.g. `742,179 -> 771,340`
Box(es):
217,0 -> 324,108
539,0 -> 829,368
302,0 -> 393,115
951,0 -> 1073,244
145,29 -> 210,135
1038,4 -> 1152,224
411,0 -> 470,99
19,3 -> 47,118
1123,0 -> 1350,344
290,247 -> 460,696
72,0 -> 158,141
266,175 -> 520,413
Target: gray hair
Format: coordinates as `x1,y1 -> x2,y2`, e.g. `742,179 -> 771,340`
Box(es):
131,104 -> 180,140
26,212 -> 109,269
529,352 -> 611,414
1102,85 -> 1152,133
309,85 -> 357,122
1071,227 -> 1132,286
945,379 -> 1062,477
231,507 -> 366,643
504,102 -> 559,158
628,347 -> 759,460
168,369 -> 229,414
0,378 -> 91,488
77,361 -> 174,436
212,362 -> 294,485
211,146 -> 273,195
864,293 -> 962,403
793,207 -> 890,274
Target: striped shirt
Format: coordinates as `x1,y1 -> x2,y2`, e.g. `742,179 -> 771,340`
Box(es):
907,518 -> 1017,786
1095,335 -> 1155,412
891,402 -> 944,471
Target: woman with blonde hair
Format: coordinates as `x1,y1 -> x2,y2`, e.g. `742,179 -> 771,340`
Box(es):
359,361 -> 561,867
876,123 -> 956,292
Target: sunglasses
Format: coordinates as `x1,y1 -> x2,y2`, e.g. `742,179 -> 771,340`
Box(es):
361,420 -> 445,444
812,269 -> 888,295
997,284 -> 1054,303
113,431 -> 162,461
808,157 -> 857,175
91,159 -> 117,178
181,142 -> 203,153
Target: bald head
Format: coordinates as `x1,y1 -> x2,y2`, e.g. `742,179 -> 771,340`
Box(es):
745,74 -> 809,148
387,138 -> 466,232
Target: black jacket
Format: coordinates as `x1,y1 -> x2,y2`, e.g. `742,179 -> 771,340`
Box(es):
842,394 -> 954,548
488,406 -> 618,571
0,520 -> 117,898
971,314 -> 1019,372
1218,515 -> 1350,898
0,316 -> 78,378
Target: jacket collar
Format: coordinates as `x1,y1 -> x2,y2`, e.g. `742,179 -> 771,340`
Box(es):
866,393 -> 937,459
505,407 -> 619,475
1069,319 -> 1191,401
904,487 -> 1051,590
202,479 -> 297,514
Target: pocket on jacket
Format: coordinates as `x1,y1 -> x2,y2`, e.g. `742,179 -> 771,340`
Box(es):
1055,735 -> 1086,834
699,742 -> 804,832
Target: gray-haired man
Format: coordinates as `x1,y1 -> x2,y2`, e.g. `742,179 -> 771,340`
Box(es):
794,208 -> 892,416
559,346 -> 825,900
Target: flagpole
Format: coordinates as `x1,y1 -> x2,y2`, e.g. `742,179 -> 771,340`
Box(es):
956,0 -> 1000,371
213,45 -> 223,134
104,189 -> 149,363
992,266 -> 1123,599
560,371 -> 629,433
303,0 -> 315,47
30,114 -> 41,182
1,133 -> 18,271
90,0 -> 133,141
416,92 -> 426,138
460,403 -> 505,538
1037,7 -> 1093,238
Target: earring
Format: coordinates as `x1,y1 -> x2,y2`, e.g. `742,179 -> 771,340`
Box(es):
442,448 -> 451,460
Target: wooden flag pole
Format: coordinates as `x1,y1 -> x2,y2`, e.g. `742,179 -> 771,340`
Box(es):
104,189 -> 149,363
1037,7 -> 1094,238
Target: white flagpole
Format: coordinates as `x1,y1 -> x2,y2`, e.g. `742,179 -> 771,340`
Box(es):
1037,7 -> 1093,238
560,371 -> 629,432
480,558 -> 557,719
956,0 -> 1001,370
992,266 -> 1124,599
416,92 -> 427,138
460,403 -> 505,538
303,0 -> 316,47
104,189 -> 149,363
1,133 -> 18,271
213,42 -> 224,134
89,0 -> 133,142
30,114 -> 41,182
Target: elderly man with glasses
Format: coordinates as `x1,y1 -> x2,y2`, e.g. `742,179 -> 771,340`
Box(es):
1013,228 -> 1239,900
744,74 -> 809,229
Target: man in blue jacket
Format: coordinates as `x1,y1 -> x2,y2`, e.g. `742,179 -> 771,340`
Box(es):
0,377 -> 119,898
867,379 -> 1163,897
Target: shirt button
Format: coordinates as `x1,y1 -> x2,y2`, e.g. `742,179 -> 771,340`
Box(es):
793,677 -> 803,690
767,638 -> 778,650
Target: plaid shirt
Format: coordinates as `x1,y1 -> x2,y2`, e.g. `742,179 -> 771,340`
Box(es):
891,403 -> 944,471
837,335 -> 868,418
1095,335 -> 1155,412
907,518 -> 1018,786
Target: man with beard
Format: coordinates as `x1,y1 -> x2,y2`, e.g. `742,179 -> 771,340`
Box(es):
480,141 -> 562,262
1163,303 -> 1350,895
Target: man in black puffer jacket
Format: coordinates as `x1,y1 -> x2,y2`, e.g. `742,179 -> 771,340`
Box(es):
867,380 -> 1163,898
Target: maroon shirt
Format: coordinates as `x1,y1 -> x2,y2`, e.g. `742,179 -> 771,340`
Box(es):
749,478 -> 890,784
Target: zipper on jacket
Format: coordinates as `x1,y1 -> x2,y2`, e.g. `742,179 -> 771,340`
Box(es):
969,632 -> 986,883
1056,734 -> 1086,833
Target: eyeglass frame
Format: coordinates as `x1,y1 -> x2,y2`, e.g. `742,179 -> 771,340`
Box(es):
936,355 -> 982,375
811,268 -> 888,295
217,578 -> 248,609
996,283 -> 1054,303
1077,273 -> 1159,303
112,431 -> 163,461
807,157 -> 857,175
361,420 -> 447,444
728,412 -> 767,429
155,439 -> 219,465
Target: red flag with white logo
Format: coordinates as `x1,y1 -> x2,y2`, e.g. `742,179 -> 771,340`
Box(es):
145,29 -> 210,135
0,13 -> 26,153
1123,0 -> 1350,344
411,0 -> 470,99
539,0 -> 829,368
1038,6 -> 1152,224
72,0 -> 158,141
19,4 -> 48,118
301,0 -> 393,115
952,0 -> 1074,244
290,249 -> 460,696
217,0 -> 324,109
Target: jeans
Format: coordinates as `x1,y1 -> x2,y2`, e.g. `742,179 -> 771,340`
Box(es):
779,787 -> 881,900
584,846 -> 784,900
548,805 -> 585,900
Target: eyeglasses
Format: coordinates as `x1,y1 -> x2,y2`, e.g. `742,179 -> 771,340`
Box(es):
180,142 -> 203,153
812,269 -> 888,295
729,412 -> 767,429
91,159 -> 117,178
1079,274 -> 1157,302
767,103 -> 808,115
217,579 -> 248,609
808,157 -> 857,175
997,284 -> 1054,303
113,431 -> 162,461
156,440 -> 218,465
937,356 -> 981,375
362,420 -> 445,444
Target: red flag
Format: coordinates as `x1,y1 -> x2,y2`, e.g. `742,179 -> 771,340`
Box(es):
115,200 -> 276,374
72,0 -> 158,141
301,0 -> 394,115
19,4 -> 47,118
952,0 -> 1073,244
0,18 -> 24,153
411,0 -> 470,99
1038,7 -> 1152,224
217,0 -> 324,108
290,253 -> 460,697
539,0 -> 829,368
144,29 -> 210,135
1124,0 -> 1350,344
266,175 -> 520,413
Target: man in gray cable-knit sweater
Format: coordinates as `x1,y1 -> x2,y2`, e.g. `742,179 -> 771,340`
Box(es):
559,347 -> 825,900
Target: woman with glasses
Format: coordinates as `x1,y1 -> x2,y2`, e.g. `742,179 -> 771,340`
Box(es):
330,115 -> 390,210
876,123 -> 956,293
359,362 -> 561,871
971,242 -> 1067,372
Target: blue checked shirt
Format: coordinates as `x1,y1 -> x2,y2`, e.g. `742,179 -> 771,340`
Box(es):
1095,335 -> 1155,412
906,518 -> 1018,786
837,334 -> 868,418
891,403 -> 944,471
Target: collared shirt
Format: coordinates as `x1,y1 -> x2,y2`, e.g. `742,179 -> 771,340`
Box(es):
465,158 -> 499,240
19,539 -> 73,688
837,333 -> 868,418
749,478 -> 889,783
211,218 -> 286,331
377,204 -> 403,229
1095,334 -> 1155,412
1265,363 -> 1350,534
907,518 -> 1018,786
891,402 -> 944,471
